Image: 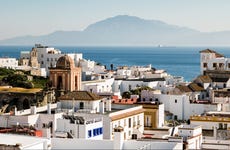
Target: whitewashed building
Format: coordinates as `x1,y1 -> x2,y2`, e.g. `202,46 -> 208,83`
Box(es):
200,49 -> 230,74
0,58 -> 18,69
0,104 -> 63,137
82,77 -> 114,94
56,115 -> 103,139
152,93 -> 220,120
58,91 -> 144,140
21,44 -> 83,76
58,91 -> 104,113
52,127 -> 182,150
113,78 -> 166,94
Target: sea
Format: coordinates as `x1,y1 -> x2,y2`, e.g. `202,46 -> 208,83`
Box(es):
0,45 -> 230,82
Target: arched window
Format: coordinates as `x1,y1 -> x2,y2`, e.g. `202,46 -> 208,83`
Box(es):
57,76 -> 63,90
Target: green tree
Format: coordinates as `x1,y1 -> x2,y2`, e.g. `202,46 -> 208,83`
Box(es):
122,91 -> 131,98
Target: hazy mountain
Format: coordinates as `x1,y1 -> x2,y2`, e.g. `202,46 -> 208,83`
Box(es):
1,15 -> 230,46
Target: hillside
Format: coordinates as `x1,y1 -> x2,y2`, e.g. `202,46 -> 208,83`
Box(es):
1,15 -> 230,46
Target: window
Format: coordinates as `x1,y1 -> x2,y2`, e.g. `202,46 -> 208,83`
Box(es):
219,63 -> 224,67
124,119 -> 126,126
175,99 -> 177,103
80,102 -> 84,109
88,130 -> 92,138
41,54 -> 43,58
219,123 -> 223,129
133,117 -> 136,127
47,58 -> 49,61
174,115 -> 178,120
213,63 -> 217,68
203,63 -> 207,68
93,128 -> 103,136
93,129 -> 97,136
228,63 -> 230,68
128,118 -> 131,128
99,127 -> 103,134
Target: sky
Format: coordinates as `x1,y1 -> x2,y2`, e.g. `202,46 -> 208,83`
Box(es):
0,0 -> 230,40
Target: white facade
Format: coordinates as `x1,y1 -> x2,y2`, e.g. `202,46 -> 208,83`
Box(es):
0,58 -> 18,69
75,105 -> 144,140
178,125 -> 202,149
80,59 -> 96,72
56,116 -> 103,139
117,69 -> 132,77
60,99 -> 102,113
153,94 -> 219,120
0,104 -> 63,136
190,111 -> 230,130
82,78 -> 114,94
113,79 -> 166,94
51,137 -> 182,150
200,49 -> 230,74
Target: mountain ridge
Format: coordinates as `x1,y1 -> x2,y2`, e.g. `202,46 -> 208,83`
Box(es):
0,15 -> 229,46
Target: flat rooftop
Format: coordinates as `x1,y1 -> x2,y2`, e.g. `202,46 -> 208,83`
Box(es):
0,133 -> 48,147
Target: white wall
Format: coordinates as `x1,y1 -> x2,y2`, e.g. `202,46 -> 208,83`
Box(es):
56,118 -> 103,139
123,140 -> 182,150
0,58 -> 18,69
154,94 -> 218,120
51,137 -> 182,150
158,104 -> 164,127
60,99 -> 101,112
82,78 -> 114,94
51,138 -> 113,149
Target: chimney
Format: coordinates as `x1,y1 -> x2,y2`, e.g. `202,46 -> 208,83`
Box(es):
31,106 -> 37,115
113,126 -> 124,150
99,100 -> 104,114
47,103 -> 51,114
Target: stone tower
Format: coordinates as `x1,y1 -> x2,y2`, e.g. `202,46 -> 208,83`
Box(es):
49,55 -> 81,91
29,47 -> 40,68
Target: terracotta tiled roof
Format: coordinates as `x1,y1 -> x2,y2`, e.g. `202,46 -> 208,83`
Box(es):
188,83 -> 204,92
200,49 -> 224,58
197,75 -> 212,83
59,91 -> 102,101
112,98 -> 137,104
177,85 -> 192,93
